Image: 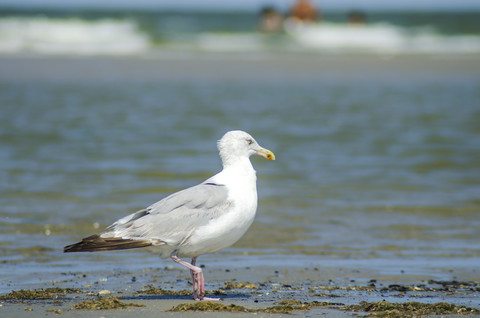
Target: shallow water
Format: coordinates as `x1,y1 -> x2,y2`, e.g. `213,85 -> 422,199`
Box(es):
0,54 -> 479,292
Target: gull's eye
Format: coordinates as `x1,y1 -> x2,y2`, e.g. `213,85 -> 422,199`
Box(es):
246,138 -> 254,145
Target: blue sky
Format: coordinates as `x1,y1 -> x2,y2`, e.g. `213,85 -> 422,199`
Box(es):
1,0 -> 480,11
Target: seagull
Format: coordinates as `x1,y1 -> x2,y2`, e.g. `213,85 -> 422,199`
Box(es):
64,130 -> 275,300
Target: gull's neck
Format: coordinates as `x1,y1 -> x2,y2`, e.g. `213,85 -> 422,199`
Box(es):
223,155 -> 255,171
211,156 -> 257,186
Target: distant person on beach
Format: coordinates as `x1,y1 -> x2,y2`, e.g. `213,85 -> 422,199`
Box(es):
288,0 -> 320,22
258,6 -> 284,33
347,11 -> 367,25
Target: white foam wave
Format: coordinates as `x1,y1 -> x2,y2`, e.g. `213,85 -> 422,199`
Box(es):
1,16 -> 479,56
284,19 -> 480,54
0,17 -> 150,55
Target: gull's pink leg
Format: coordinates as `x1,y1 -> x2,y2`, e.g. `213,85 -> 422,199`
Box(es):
170,252 -> 220,301
190,257 -> 199,299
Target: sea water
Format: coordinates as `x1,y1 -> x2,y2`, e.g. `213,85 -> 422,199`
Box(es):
0,9 -> 479,293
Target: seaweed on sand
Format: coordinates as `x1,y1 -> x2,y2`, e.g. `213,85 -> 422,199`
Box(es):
168,300 -> 340,314
342,300 -> 480,317
0,287 -> 83,300
72,296 -> 145,310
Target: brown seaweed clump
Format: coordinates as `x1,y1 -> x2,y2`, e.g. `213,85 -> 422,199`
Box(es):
72,297 -> 145,310
222,281 -> 258,290
45,308 -> 63,314
0,289 -> 56,300
262,300 -> 313,314
0,288 -> 83,300
168,302 -> 250,313
134,285 -> 192,296
265,300 -> 343,314
343,301 -> 480,317
169,300 -> 339,314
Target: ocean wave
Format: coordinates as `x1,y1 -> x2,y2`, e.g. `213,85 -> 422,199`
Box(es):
283,19 -> 480,54
1,16 -> 480,56
0,17 -> 150,55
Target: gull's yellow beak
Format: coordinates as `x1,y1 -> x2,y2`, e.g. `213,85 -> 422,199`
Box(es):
256,148 -> 276,160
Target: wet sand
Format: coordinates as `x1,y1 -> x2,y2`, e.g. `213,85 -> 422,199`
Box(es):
1,263 -> 479,317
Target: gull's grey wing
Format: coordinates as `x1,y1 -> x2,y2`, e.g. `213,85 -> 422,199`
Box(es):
101,182 -> 231,247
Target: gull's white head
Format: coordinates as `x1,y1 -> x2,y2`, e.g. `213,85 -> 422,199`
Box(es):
217,130 -> 275,166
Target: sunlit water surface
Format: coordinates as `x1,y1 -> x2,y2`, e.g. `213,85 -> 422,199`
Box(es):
0,55 -> 479,292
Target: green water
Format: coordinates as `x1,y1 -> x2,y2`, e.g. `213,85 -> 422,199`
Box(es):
0,55 -> 479,291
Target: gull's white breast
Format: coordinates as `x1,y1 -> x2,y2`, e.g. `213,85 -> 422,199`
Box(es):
176,161 -> 258,257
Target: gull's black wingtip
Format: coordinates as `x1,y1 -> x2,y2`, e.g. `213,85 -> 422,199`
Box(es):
64,234 -> 153,253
